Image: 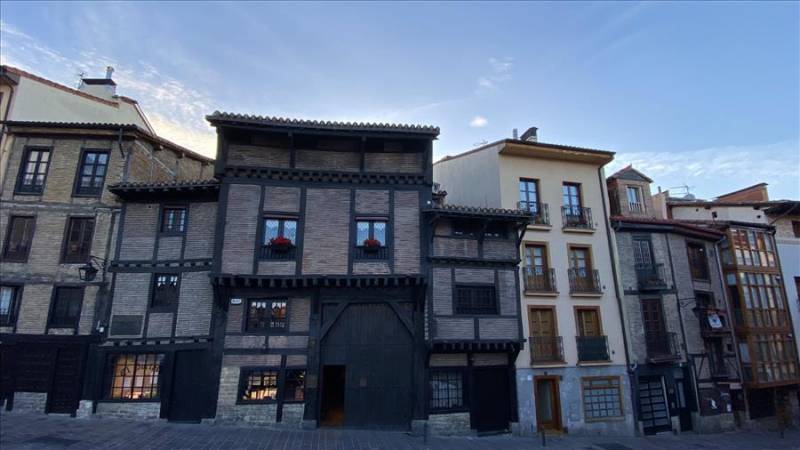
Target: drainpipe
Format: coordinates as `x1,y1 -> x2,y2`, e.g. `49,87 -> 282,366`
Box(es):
598,168 -> 638,434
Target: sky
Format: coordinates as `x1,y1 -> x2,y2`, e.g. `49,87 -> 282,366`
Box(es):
1,1 -> 798,199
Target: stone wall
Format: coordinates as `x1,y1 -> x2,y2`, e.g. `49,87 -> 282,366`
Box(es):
95,402 -> 161,420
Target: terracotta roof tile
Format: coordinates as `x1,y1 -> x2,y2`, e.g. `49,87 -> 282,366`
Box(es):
207,111 -> 440,135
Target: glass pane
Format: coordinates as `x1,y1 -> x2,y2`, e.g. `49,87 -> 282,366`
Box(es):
283,220 -> 297,242
264,219 -> 280,242
356,221 -> 370,245
97,153 -> 108,164
373,221 -> 386,244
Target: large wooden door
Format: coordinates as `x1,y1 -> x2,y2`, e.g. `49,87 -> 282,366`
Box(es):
471,367 -> 511,432
576,308 -> 600,337
46,346 -> 83,414
529,308 -> 559,362
321,302 -> 414,429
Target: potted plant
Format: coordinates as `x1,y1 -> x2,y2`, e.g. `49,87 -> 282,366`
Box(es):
362,238 -> 382,253
269,236 -> 293,253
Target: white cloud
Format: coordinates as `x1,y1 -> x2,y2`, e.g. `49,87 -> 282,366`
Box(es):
469,116 -> 488,128
0,21 -> 217,157
608,140 -> 800,199
476,57 -> 514,92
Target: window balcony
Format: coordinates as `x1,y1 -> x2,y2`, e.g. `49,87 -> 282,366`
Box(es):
628,202 -> 644,214
645,331 -> 681,363
523,268 -> 557,293
517,201 -> 550,226
561,206 -> 594,230
260,245 -> 297,260
354,246 -> 388,260
636,263 -> 668,290
576,335 -> 610,362
568,269 -> 602,294
530,336 -> 564,364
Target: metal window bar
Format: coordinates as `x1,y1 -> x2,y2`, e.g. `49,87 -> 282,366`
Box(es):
561,206 -> 594,229
635,263 -> 668,290
517,201 -> 550,225
645,331 -> 680,359
568,269 -> 601,294
576,335 -> 610,362
354,246 -> 388,260
529,336 -> 564,363
523,267 -> 557,292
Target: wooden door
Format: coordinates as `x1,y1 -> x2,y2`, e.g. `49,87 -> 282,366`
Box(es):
169,350 -> 215,422
576,309 -> 600,337
639,376 -> 671,434
535,377 -> 561,431
47,345 -> 84,415
641,298 -> 667,354
529,308 -> 558,361
471,367 -> 511,432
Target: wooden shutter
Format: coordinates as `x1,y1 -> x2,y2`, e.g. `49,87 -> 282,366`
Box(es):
576,309 -> 600,336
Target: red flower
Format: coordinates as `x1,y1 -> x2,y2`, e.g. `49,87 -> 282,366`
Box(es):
269,236 -> 293,247
363,238 -> 382,248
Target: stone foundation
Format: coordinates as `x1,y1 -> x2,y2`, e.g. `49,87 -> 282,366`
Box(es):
9,392 -> 47,414
95,402 -> 161,419
426,412 -> 472,435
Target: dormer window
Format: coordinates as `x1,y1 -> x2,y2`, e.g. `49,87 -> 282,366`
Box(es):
627,186 -> 644,213
355,218 -> 387,259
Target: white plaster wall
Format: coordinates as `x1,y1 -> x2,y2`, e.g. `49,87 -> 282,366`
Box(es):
670,205 -> 769,223
433,144 -> 502,208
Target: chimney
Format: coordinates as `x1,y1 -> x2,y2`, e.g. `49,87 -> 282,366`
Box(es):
512,128 -> 518,140
78,66 -> 117,99
520,127 -> 538,142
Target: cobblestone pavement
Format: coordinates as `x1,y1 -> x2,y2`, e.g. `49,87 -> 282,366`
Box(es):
1,412 -> 799,450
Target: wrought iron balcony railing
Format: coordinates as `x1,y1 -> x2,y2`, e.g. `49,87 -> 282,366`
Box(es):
529,336 -> 564,364
636,263 -> 668,290
576,335 -> 610,362
561,206 -> 594,230
517,201 -> 550,226
354,246 -> 388,260
523,268 -> 557,293
645,331 -> 681,362
568,269 -> 601,294
260,245 -> 297,260
628,202 -> 644,214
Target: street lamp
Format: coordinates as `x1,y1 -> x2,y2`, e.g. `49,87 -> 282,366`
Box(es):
78,256 -> 107,282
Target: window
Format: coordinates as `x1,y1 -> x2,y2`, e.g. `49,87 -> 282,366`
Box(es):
262,217 -> 298,259
793,221 -> 800,238
284,369 -> 306,402
245,299 -> 287,331
161,207 -> 187,234
562,182 -> 582,213
569,246 -> 592,275
484,222 -> 507,239
633,238 -> 653,267
3,216 -> 35,262
454,285 -> 497,315
240,368 -> 278,402
107,353 -> 163,400
355,219 -> 387,246
429,370 -> 464,410
74,150 -> 109,196
582,377 -> 623,420
16,147 -> 51,194
0,286 -> 19,326
451,220 -> 478,237
525,245 -> 548,275
62,217 -> 94,263
730,228 -> 777,268
519,178 -> 540,213
151,274 -> 179,308
626,186 -> 643,213
687,242 -> 709,280
48,287 -> 83,328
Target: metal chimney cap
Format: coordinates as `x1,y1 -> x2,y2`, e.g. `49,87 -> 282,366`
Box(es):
105,66 -> 115,79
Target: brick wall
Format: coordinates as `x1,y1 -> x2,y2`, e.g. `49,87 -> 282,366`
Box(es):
184,202 -> 217,259
355,189 -> 389,215
228,144 -> 290,168
119,203 -> 158,260
302,188 -> 350,274
364,152 -> 423,173
393,190 -> 420,274
221,183 -> 260,274
295,150 -> 359,172
175,271 -> 213,336
263,186 -> 301,213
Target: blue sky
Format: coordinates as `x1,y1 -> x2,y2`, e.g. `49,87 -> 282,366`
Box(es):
1,1 -> 798,199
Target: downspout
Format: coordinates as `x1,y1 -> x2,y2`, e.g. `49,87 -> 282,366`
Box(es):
0,82 -> 17,196
664,233 -> 702,427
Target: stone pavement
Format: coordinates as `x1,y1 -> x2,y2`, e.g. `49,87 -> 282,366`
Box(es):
1,412 -> 799,450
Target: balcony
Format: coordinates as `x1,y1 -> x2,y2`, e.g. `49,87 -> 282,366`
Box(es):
568,269 -> 602,295
645,331 -> 681,363
636,263 -> 668,290
260,245 -> 297,260
354,246 -> 388,260
517,201 -> 550,226
628,202 -> 644,214
576,335 -> 610,362
529,336 -> 564,364
709,358 -> 733,379
561,206 -> 594,230
699,311 -> 730,337
523,268 -> 557,293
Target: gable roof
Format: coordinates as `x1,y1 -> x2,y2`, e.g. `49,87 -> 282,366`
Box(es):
714,182 -> 768,202
207,111 -> 440,136
436,138 -> 614,167
607,165 -> 653,183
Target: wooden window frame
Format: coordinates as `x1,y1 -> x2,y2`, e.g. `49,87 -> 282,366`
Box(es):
14,146 -> 52,195
104,353 -> 164,402
2,215 -> 36,262
354,217 -> 388,247
626,185 -> 644,212
61,217 -> 95,264
453,284 -> 498,315
47,286 -> 84,329
686,241 -> 710,280
0,284 -> 21,326
562,182 -> 583,210
237,366 -> 280,404
573,306 -> 604,337
519,178 -> 541,213
428,368 -> 468,413
160,206 -> 188,235
72,149 -> 110,197
580,376 -> 625,421
283,368 -> 306,403
528,305 -> 559,336
567,244 -> 594,272
150,273 -> 180,310
244,298 -> 288,333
